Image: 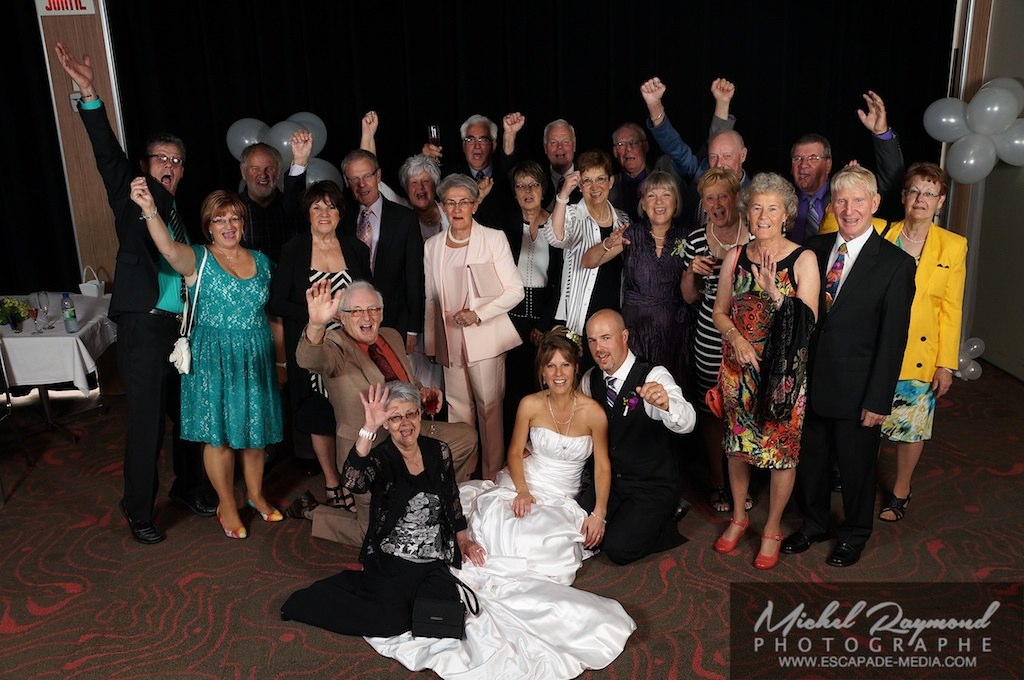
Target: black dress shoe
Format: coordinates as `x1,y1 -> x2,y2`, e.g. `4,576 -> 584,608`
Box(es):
780,531 -> 829,554
673,498 -> 691,522
169,489 -> 217,517
826,542 -> 862,567
830,468 -> 842,492
119,500 -> 166,545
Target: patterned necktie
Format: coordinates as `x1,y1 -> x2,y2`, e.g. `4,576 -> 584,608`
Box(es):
357,208 -> 372,248
824,242 -> 847,312
605,375 -> 617,409
168,204 -> 188,300
474,170 -> 486,181
807,197 -> 822,237
368,343 -> 399,382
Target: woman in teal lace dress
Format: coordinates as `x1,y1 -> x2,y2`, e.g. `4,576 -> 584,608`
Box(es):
131,181 -> 283,539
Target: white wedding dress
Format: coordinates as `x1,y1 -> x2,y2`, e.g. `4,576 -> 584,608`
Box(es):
367,427 -> 636,679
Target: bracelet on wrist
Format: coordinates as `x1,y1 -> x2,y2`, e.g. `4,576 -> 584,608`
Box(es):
651,111 -> 665,124
554,194 -> 569,205
724,327 -> 738,340
274,362 -> 286,368
357,427 -> 376,442
602,239 -> 612,252
139,209 -> 158,221
589,512 -> 607,524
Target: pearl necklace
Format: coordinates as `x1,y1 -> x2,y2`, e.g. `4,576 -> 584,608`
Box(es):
900,228 -> 928,244
546,393 -> 578,439
708,222 -> 740,253
446,228 -> 471,245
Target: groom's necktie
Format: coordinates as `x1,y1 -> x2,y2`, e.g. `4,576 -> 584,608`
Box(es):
605,375 -> 617,409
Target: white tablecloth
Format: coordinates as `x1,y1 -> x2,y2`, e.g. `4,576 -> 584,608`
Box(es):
0,293 -> 117,394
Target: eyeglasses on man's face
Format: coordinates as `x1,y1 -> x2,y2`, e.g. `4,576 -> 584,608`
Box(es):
149,153 -> 184,166
341,306 -> 383,317
387,408 -> 421,425
791,154 -> 827,165
614,139 -> 643,149
463,136 -> 493,145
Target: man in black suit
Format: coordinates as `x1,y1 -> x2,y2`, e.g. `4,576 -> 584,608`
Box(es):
578,309 -> 697,564
782,165 -> 915,567
56,43 -> 213,544
340,150 -> 424,354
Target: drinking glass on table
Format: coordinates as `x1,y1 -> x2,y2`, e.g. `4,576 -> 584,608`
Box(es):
37,291 -> 50,329
28,304 -> 39,333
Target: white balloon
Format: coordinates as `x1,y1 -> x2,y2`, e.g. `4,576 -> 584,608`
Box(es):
287,111 -> 328,157
966,87 -> 1020,135
991,119 -> 1024,166
964,336 -> 986,359
266,121 -> 304,168
946,133 -> 997,184
963,360 -> 983,381
226,118 -> 270,160
923,98 -> 970,143
982,77 -> 1024,111
304,158 -> 344,188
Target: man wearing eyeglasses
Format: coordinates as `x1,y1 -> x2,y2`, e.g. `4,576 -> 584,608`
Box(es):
340,149 -> 424,356
789,91 -> 905,244
55,43 -> 214,545
293,280 -> 478,546
608,123 -> 652,223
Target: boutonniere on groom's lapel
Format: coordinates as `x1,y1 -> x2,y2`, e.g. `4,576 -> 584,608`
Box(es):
622,391 -> 641,416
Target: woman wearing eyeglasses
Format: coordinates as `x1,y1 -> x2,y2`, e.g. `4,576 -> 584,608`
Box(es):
424,174 -> 525,480
496,160 -> 564,438
545,150 -> 629,346
270,181 -> 370,509
281,380 -> 484,635
878,163 -> 967,522
130,183 -> 283,539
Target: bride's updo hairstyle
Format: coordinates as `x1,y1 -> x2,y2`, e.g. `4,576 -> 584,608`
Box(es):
536,325 -> 584,389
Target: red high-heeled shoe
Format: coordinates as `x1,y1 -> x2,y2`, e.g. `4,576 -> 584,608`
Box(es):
217,508 -> 247,539
754,533 -> 783,569
713,514 -> 749,553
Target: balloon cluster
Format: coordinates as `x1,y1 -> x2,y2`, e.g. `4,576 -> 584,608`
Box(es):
923,77 -> 1024,184
225,112 -> 344,187
955,336 -> 985,381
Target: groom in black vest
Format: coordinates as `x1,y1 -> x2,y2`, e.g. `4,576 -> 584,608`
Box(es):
577,310 -> 697,564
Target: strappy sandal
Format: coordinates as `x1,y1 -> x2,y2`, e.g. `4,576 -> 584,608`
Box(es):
878,490 -> 912,522
325,484 -> 356,512
744,496 -> 755,512
710,487 -> 731,513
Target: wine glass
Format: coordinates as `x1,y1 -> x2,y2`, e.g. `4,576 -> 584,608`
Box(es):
423,389 -> 441,436
427,124 -> 441,148
37,291 -> 50,329
28,305 -> 39,334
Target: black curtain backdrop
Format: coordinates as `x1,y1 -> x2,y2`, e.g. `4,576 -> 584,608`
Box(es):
3,0 -> 957,294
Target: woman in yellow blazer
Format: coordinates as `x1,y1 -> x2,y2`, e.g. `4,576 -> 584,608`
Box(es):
425,174 -> 525,480
879,162 -> 967,521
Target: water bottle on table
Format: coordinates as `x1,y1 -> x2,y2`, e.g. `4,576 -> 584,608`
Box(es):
61,292 -> 79,333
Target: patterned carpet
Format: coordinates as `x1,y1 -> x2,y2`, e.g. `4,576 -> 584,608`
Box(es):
1,362 -> 1021,679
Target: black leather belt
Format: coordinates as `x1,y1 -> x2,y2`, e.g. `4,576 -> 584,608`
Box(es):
148,308 -> 183,321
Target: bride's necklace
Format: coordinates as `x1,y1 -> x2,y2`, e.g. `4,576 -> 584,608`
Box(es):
546,393 -> 578,440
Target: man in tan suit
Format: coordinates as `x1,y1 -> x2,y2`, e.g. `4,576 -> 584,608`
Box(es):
295,280 -> 478,546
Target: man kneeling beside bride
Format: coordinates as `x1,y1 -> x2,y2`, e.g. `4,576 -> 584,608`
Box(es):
283,318 -> 696,679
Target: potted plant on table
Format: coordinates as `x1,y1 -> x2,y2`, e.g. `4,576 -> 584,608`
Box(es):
0,297 -> 30,333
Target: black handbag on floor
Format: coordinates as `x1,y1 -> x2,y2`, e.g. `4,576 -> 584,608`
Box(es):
411,575 -> 479,639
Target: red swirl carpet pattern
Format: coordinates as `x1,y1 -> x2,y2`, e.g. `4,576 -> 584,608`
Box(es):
1,362 -> 1021,679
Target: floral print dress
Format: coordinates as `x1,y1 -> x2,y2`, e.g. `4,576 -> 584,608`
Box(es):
720,245 -> 805,469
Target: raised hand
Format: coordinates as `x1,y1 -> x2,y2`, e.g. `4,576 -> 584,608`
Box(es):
558,170 -> 581,201
640,77 -> 667,106
750,249 -> 780,302
290,129 -> 313,166
362,110 -> 379,137
129,177 -> 155,214
636,381 -> 669,411
710,78 -> 736,105
857,90 -> 889,135
503,112 -> 525,135
476,175 -> 494,202
359,383 -> 392,433
304,279 -> 343,327
54,42 -> 95,96
604,223 -> 631,250
422,142 -> 442,160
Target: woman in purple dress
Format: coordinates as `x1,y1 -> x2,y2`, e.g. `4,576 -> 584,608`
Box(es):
582,171 -> 688,381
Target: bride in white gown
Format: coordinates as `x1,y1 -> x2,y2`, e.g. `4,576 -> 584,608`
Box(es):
368,328 -> 636,679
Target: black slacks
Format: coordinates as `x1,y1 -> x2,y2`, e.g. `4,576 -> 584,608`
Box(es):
116,312 -> 202,522
281,553 -> 458,637
578,478 -> 684,565
795,411 -> 883,548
